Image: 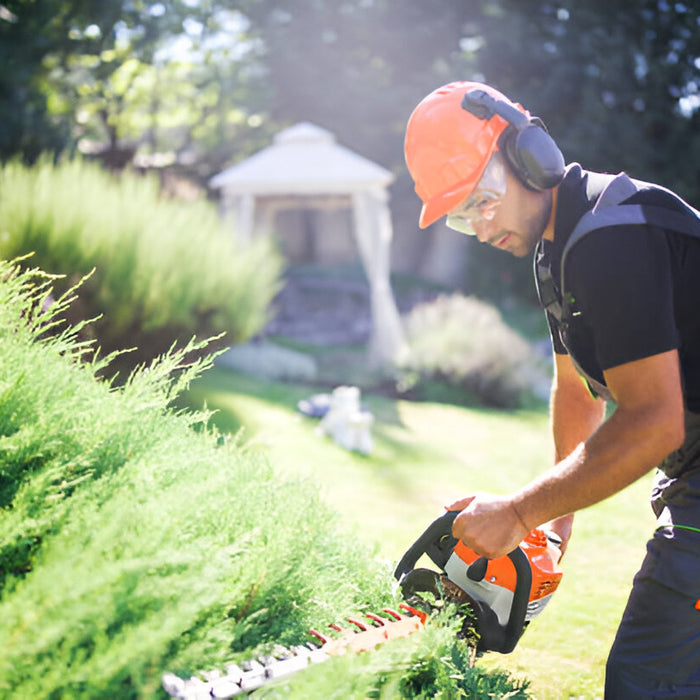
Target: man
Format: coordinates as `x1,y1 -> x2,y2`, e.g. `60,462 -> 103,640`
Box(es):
404,81 -> 700,698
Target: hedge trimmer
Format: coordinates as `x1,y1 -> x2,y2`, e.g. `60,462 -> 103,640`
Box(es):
162,510 -> 563,699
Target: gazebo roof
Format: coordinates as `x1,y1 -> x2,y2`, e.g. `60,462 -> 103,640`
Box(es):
209,122 -> 394,195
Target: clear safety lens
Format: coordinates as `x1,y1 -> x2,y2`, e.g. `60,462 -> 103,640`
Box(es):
445,153 -> 507,236
446,194 -> 501,234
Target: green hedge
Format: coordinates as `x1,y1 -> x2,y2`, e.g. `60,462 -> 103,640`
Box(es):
0,261 -> 528,698
0,157 -> 282,374
0,260 -> 386,697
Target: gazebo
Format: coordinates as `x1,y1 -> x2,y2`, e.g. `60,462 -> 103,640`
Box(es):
209,122 -> 405,367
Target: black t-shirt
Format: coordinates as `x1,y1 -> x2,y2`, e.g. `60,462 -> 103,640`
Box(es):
542,163 -> 700,411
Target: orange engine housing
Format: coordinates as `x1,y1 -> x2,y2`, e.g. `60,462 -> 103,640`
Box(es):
453,528 -> 563,604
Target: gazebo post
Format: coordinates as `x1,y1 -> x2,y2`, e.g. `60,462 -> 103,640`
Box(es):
352,188 -> 406,368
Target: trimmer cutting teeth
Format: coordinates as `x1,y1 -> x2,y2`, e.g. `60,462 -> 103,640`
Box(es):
162,509 -> 563,698
162,606 -> 426,699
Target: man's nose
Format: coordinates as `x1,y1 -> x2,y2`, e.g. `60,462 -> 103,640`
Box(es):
473,219 -> 494,244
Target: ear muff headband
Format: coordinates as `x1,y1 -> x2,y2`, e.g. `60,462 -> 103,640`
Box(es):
461,89 -> 565,191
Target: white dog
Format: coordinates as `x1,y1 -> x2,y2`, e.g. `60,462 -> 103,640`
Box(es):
318,385 -> 374,455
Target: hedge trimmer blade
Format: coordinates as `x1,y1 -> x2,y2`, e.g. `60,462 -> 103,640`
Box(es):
162,605 -> 427,699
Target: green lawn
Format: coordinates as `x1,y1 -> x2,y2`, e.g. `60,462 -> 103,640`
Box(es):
183,365 -> 657,700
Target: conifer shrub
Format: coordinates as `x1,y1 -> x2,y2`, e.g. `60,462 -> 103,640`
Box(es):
0,260 -> 387,697
0,158 -> 282,374
0,261 -> 529,698
396,293 -> 543,409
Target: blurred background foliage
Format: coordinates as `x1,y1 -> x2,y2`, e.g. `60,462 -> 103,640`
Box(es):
0,157 -> 283,377
397,293 -> 546,409
2,0 -> 700,340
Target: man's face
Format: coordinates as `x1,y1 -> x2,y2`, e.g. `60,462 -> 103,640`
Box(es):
446,163 -> 552,258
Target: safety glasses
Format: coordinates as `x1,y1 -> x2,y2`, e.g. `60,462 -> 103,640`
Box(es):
445,152 -> 507,235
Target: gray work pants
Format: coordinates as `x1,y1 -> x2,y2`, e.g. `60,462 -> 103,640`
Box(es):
605,412 -> 700,699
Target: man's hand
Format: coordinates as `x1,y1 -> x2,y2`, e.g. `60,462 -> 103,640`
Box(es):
447,493 -> 530,560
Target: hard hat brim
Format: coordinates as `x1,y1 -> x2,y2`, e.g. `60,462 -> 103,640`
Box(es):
418,182 -> 478,229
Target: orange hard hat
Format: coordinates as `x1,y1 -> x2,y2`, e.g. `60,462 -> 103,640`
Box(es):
405,81 -> 528,229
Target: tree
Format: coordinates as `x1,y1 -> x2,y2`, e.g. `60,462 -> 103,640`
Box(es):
0,0 -> 81,161
239,0 -> 477,166
472,0 -> 700,198
0,0 -> 270,176
55,4 -> 273,178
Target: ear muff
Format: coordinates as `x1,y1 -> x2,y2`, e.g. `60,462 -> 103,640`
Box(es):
461,89 -> 565,191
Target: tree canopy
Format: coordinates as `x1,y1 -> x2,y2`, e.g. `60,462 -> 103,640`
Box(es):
3,0 -> 700,285
5,1 -> 700,184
